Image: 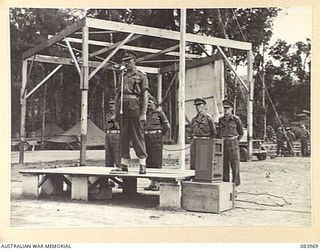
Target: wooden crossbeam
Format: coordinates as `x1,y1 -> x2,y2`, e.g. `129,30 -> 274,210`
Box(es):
217,46 -> 249,92
86,17 -> 252,51
160,54 -> 223,74
28,54 -> 160,74
64,37 -> 201,59
25,65 -> 63,99
136,44 -> 179,63
89,34 -> 142,58
65,40 -> 81,75
89,33 -> 134,80
23,18 -> 86,60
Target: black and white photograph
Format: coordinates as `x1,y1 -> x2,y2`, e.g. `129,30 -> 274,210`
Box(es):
5,4 -> 316,242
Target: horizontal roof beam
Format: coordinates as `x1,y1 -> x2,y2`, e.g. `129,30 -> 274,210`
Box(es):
160,54 -> 223,74
28,55 -> 160,74
23,18 -> 86,60
64,37 -> 201,59
86,17 -> 251,51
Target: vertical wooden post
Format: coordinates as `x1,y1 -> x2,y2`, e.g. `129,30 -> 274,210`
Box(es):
80,25 -> 89,166
178,8 -> 186,170
247,50 -> 254,161
19,60 -> 28,163
262,43 -> 266,140
157,73 -> 162,110
41,83 -> 47,147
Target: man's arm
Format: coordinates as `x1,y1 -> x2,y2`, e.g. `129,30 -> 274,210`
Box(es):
236,117 -> 244,141
208,116 -> 216,138
140,74 -> 149,121
160,111 -> 170,135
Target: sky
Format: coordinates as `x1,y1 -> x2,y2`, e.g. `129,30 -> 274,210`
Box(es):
270,6 -> 312,45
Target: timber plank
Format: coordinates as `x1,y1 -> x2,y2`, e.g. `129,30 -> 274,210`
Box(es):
23,19 -> 86,60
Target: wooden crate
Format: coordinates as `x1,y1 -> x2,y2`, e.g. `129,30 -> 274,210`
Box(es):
181,181 -> 234,213
194,138 -> 223,182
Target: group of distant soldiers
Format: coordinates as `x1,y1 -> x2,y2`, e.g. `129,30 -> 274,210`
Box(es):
104,50 -> 245,190
272,124 -> 310,157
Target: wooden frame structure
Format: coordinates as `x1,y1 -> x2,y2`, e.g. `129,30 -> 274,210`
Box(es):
19,16 -> 254,167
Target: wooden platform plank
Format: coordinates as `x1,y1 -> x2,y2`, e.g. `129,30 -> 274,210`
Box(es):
19,166 -> 195,181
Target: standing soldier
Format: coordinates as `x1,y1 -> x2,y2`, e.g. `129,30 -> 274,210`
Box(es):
218,99 -> 243,187
144,96 -> 170,191
286,127 -> 296,156
300,124 -> 310,156
105,98 -> 120,168
190,98 -> 216,170
113,50 -> 149,174
276,127 -> 285,156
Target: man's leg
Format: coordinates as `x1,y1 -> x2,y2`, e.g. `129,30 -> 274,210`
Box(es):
105,135 -> 114,167
190,140 -> 195,170
131,119 -> 148,174
223,143 -> 230,182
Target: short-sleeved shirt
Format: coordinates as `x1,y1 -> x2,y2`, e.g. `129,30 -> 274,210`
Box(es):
105,113 -> 119,130
145,109 -> 169,132
191,113 -> 216,137
122,68 -> 149,96
218,115 -> 244,139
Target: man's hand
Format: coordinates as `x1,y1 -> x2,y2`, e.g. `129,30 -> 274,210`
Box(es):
139,114 -> 146,122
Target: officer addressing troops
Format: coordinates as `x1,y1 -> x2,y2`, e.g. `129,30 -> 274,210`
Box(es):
190,98 -> 216,170
144,95 -> 170,191
300,124 -> 310,157
113,50 -> 149,174
218,99 -> 244,187
105,98 -> 120,169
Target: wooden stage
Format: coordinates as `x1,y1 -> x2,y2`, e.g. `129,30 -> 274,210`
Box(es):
19,166 -> 195,208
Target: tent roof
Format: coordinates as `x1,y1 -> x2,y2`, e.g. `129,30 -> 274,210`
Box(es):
47,119 -> 105,146
34,123 -> 64,138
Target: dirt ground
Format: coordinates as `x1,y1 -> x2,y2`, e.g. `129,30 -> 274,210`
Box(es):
10,150 -> 311,228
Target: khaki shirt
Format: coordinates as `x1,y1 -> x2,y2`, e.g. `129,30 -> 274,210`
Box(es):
105,112 -> 119,130
191,113 -> 216,137
218,115 -> 244,139
122,68 -> 149,96
145,109 -> 170,134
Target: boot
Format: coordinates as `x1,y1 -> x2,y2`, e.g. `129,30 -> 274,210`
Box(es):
139,165 -> 146,174
111,164 -> 128,173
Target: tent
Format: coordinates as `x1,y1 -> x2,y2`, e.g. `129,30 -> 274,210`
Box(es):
34,123 -> 64,140
47,119 -> 105,147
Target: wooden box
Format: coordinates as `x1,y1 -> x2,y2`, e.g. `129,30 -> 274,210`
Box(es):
181,181 -> 234,213
194,138 -> 223,182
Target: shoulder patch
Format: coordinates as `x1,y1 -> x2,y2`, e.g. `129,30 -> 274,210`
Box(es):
205,113 -> 212,118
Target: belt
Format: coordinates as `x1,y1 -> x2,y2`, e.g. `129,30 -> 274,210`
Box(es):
223,136 -> 238,140
123,94 -> 139,99
145,130 -> 161,134
193,136 -> 211,139
106,130 -> 120,134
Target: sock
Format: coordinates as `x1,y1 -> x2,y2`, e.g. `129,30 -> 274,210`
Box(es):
139,158 -> 146,166
121,158 -> 129,166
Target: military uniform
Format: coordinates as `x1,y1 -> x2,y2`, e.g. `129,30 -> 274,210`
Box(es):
218,100 -> 243,187
300,125 -> 310,156
114,50 -> 149,174
145,106 -> 170,168
105,110 -> 120,168
286,128 -> 296,155
276,128 -> 285,156
190,98 -> 216,170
